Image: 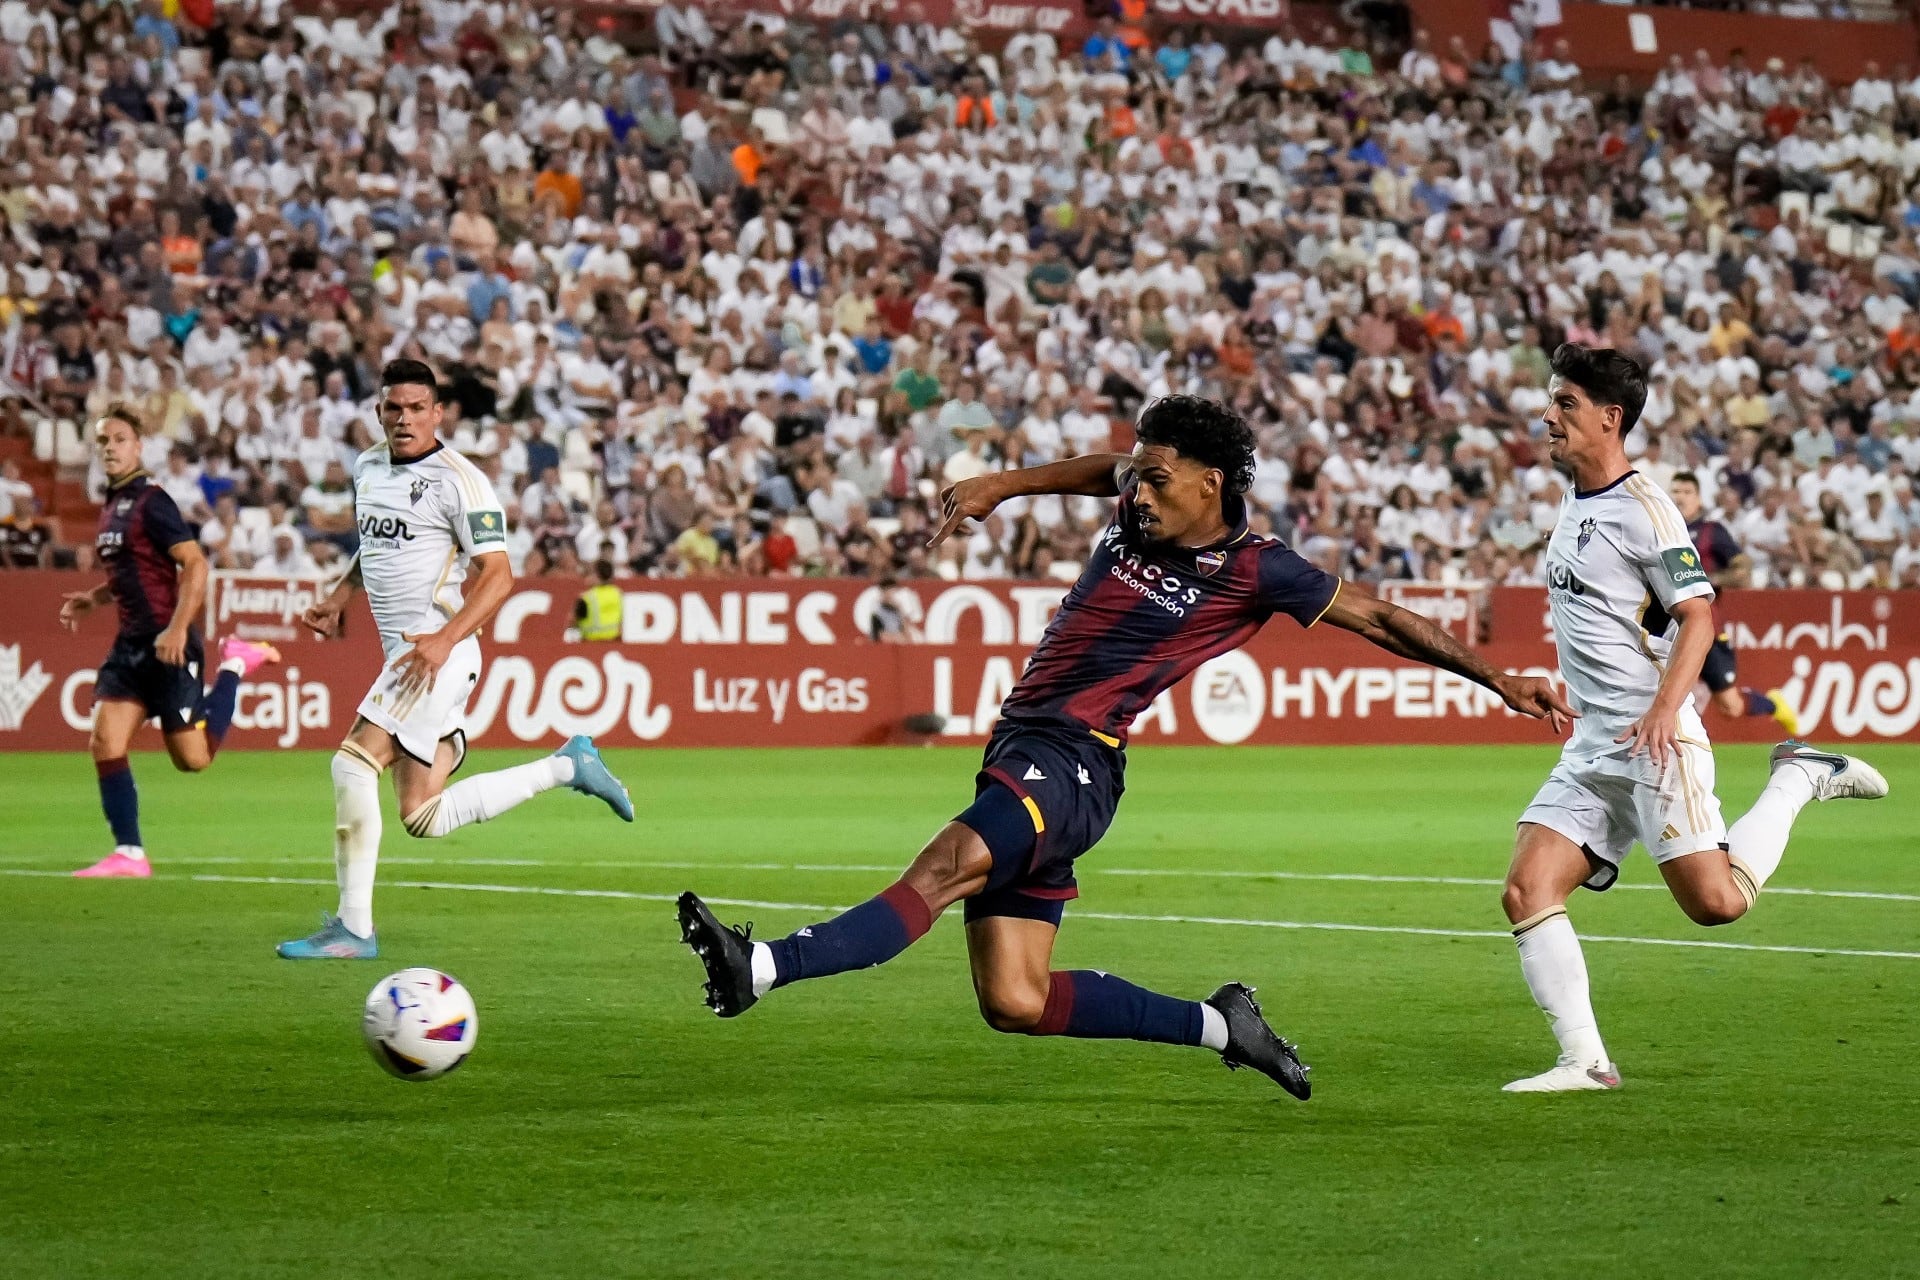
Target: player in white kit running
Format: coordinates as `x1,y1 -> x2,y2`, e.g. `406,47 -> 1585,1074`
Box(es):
1501,345 -> 1888,1092
276,360 -> 635,959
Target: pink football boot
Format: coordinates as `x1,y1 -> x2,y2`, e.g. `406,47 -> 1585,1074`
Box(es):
74,848 -> 152,878
218,637 -> 282,675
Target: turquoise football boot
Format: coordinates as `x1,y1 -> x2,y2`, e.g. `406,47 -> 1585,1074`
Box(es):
276,913 -> 379,960
557,735 -> 634,822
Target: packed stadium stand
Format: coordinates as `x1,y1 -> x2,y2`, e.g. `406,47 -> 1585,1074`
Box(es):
5,0 -> 1920,590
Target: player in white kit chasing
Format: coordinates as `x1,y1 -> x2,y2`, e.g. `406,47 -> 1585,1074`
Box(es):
276,360 -> 634,959
1500,345 -> 1888,1092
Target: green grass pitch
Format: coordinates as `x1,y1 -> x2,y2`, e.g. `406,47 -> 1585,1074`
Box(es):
2,743 -> 1915,1278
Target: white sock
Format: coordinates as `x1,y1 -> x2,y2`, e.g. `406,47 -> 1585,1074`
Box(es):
332,750 -> 382,938
403,756 -> 570,838
218,658 -> 246,678
1725,762 -> 1817,902
1198,1001 -> 1230,1052
114,845 -> 147,861
750,941 -> 778,998
1513,908 -> 1608,1067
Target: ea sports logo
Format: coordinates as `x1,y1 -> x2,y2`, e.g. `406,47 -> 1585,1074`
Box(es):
1191,649 -> 1264,745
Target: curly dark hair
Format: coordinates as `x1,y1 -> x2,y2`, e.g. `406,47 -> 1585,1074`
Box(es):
1134,394 -> 1257,496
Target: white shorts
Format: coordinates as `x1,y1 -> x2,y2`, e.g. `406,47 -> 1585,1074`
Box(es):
1520,723 -> 1726,891
357,636 -> 482,767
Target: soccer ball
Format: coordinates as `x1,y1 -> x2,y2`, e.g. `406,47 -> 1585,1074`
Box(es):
361,968 -> 479,1080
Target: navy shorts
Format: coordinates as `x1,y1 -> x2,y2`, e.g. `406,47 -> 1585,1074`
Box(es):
1702,635 -> 1738,693
956,720 -> 1125,926
94,630 -> 206,733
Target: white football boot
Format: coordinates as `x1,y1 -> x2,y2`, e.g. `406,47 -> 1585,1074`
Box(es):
1770,741 -> 1889,802
1502,1055 -> 1622,1094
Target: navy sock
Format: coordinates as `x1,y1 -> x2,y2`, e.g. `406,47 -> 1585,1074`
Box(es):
1742,689 -> 1777,717
1030,971 -> 1206,1046
767,881 -> 932,988
204,669 -> 241,751
96,757 -> 141,847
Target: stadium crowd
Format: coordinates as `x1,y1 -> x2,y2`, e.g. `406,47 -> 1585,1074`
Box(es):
7,0 -> 1920,591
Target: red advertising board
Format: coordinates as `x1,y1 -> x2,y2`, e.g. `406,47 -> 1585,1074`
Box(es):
3,573 -> 1917,752
1407,0 -> 1917,86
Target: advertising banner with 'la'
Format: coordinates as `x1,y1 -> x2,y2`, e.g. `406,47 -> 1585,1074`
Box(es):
2,572 -> 1918,751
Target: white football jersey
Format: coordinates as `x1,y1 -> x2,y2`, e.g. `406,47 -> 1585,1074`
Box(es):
351,441 -> 507,658
1542,470 -> 1714,757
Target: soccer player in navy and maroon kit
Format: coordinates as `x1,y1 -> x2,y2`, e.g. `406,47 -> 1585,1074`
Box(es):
678,396 -> 1572,1095
1669,472 -> 1800,735
60,409 -> 280,877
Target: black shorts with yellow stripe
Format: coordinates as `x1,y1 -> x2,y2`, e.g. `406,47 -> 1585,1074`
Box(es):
1701,634 -> 1739,693
956,720 -> 1126,926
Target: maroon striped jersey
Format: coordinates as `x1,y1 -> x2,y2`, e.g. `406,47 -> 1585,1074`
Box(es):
997,484 -> 1341,744
95,473 -> 195,638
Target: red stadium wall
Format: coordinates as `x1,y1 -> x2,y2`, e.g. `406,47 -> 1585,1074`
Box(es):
1408,0 -> 1919,84
3,574 -> 1917,751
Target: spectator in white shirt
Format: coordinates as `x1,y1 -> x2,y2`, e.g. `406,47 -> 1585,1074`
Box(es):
182,312 -> 244,379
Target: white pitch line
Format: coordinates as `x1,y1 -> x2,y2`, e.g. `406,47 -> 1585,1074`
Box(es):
0,869 -> 836,913
1101,867 -> 1920,906
1069,910 -> 1920,961
4,853 -> 1916,905
6,868 -> 1918,961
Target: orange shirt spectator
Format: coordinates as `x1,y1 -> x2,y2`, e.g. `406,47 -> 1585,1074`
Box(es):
1424,308 -> 1466,346
1888,316 -> 1920,358
956,95 -> 995,130
732,142 -> 763,186
163,232 -> 202,276
533,165 -> 583,217
1219,330 -> 1255,378
1104,99 -> 1138,140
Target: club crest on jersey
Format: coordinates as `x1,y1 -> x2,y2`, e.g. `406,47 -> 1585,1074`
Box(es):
1194,550 -> 1226,577
408,477 -> 429,506
1576,518 -> 1597,553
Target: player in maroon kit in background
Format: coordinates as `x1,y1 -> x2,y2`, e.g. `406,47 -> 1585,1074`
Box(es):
677,396 -> 1573,1097
58,409 -> 281,878
1669,472 -> 1801,735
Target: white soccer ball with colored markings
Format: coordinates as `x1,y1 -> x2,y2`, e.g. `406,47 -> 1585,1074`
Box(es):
362,968 -> 478,1080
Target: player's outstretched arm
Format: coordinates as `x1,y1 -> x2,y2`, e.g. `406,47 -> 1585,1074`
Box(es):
1320,581 -> 1576,734
929,453 -> 1132,547
58,582 -> 113,631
